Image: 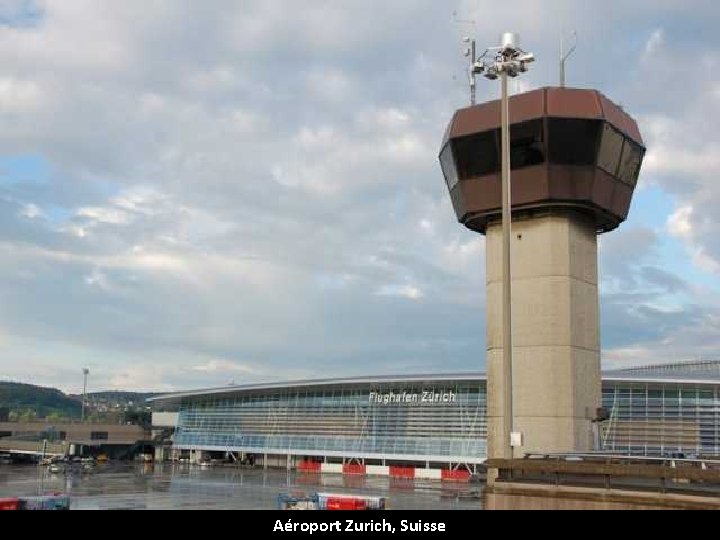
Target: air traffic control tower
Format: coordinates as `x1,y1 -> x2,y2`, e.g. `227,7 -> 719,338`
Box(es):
439,87 -> 645,459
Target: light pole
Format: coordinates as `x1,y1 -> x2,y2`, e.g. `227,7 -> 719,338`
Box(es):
81,368 -> 89,422
473,33 -> 535,459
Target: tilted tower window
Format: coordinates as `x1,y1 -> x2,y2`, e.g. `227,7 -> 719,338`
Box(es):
598,123 -> 625,176
453,130 -> 499,180
510,119 -> 545,170
617,138 -> 644,187
439,143 -> 459,191
547,118 -> 600,166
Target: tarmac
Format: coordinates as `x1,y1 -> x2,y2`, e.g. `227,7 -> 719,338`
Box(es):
0,463 -> 484,510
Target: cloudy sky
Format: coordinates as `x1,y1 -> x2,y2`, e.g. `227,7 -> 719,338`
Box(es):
0,0 -> 717,392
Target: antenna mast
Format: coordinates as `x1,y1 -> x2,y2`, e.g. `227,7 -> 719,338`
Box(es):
453,11 -> 478,106
463,38 -> 478,105
560,30 -> 578,87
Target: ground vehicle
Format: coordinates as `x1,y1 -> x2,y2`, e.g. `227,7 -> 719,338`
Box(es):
277,492 -> 320,510
0,498 -> 20,511
0,495 -> 70,511
278,492 -> 387,511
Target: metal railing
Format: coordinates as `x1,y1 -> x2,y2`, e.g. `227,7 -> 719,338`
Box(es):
487,453 -> 720,496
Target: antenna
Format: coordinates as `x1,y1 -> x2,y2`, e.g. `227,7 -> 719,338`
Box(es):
463,37 -> 478,105
560,30 -> 578,87
452,10 -> 476,26
452,11 -> 479,106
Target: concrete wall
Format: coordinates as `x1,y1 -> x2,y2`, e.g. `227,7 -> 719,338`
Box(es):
0,421 -> 149,445
486,213 -> 600,459
151,412 -> 179,428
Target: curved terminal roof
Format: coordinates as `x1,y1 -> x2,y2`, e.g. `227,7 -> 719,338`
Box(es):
147,372 -> 484,404
149,360 -> 720,404
604,360 -> 720,385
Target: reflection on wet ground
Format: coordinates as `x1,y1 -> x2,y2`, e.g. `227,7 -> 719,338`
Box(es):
0,464 -> 484,510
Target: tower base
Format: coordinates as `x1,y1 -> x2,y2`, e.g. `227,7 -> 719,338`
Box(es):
485,211 -> 601,460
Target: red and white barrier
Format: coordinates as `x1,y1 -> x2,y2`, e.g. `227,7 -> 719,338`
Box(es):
366,465 -> 390,476
297,461 -> 470,482
441,469 -> 471,482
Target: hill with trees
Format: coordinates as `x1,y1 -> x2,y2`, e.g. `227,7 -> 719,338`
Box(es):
0,383 -> 158,422
0,382 -> 81,420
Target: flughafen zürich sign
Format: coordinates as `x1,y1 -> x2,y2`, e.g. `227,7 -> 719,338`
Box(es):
368,391 -> 458,405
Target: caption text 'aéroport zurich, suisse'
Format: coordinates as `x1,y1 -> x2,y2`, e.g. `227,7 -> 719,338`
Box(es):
274,519 -> 447,534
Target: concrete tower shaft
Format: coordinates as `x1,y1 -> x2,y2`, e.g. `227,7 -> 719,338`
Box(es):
486,212 -> 600,456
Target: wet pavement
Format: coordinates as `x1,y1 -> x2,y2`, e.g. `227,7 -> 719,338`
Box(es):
0,463 -> 484,510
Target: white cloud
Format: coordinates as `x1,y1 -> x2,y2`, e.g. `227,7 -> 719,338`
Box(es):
643,28 -> 664,59
0,1 -> 718,391
693,248 -> 720,275
77,206 -> 131,225
0,77 -> 43,112
376,284 -> 425,301
604,346 -> 659,369
441,238 -> 484,277
191,360 -> 257,375
111,187 -> 167,215
108,364 -> 181,393
20,202 -> 42,219
667,205 -> 693,239
303,68 -> 353,104
359,108 -> 411,130
84,267 -> 110,291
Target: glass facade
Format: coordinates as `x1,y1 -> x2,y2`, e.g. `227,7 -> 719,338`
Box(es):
601,382 -> 720,456
173,380 -> 487,463
159,365 -> 720,463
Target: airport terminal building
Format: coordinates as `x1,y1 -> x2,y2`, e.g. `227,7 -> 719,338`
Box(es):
149,360 -> 720,476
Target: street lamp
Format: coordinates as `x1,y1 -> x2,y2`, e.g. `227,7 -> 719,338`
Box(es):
81,368 -> 89,422
473,33 -> 535,459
